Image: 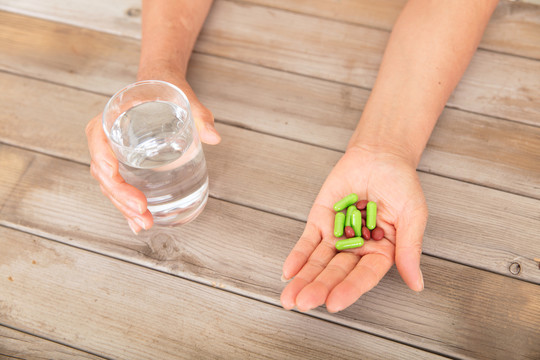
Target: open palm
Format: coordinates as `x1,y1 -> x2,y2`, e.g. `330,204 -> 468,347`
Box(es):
281,146 -> 427,313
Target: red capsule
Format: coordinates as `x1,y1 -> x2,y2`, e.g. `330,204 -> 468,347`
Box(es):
360,210 -> 367,218
356,200 -> 369,210
372,227 -> 384,240
361,226 -> 371,240
344,226 -> 356,238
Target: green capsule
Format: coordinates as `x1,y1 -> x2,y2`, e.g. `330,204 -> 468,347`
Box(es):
334,212 -> 345,238
351,209 -> 362,237
366,201 -> 377,230
333,193 -> 359,212
335,237 -> 364,251
344,205 -> 356,227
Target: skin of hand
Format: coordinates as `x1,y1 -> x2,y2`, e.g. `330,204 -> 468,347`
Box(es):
85,0 -> 218,234
280,0 -> 498,312
281,145 -> 427,313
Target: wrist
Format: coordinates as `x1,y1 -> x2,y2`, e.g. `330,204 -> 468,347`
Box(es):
347,139 -> 419,170
137,59 -> 187,82
347,89 -> 441,168
347,114 -> 430,169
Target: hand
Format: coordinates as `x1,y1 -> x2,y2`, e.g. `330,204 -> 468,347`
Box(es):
85,72 -> 221,234
280,145 -> 427,313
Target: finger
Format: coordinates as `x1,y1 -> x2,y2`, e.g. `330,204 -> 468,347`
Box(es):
281,204 -> 333,281
294,252 -> 359,312
395,203 -> 428,292
281,222 -> 321,282
90,161 -> 147,215
325,252 -> 393,313
85,114 -> 121,181
192,103 -> 221,145
179,84 -> 221,145
100,185 -> 153,231
87,114 -> 152,229
280,238 -> 337,311
126,217 -> 142,235
294,238 -> 394,312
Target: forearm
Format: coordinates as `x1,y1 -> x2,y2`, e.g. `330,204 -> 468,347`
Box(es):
138,0 -> 214,79
349,0 -> 498,166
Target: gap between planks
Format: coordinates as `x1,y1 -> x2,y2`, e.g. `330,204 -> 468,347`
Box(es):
0,323 -> 108,360
0,145 -> 539,359
2,0 -> 539,60
0,225 -> 449,360
1,29 -> 540,201
1,7 -> 538,128
1,69 -> 540,282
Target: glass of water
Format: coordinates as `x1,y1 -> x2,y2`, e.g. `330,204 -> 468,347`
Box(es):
102,80 -> 209,226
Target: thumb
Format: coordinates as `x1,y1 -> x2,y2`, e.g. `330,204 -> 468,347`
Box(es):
192,102 -> 221,145
161,77 -> 222,145
395,202 -> 428,292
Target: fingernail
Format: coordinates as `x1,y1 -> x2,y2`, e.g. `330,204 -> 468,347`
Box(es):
281,274 -> 290,282
418,270 -> 425,291
127,219 -> 139,235
134,217 -> 146,231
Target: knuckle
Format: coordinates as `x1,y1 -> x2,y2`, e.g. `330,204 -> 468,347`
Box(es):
89,162 -> 99,179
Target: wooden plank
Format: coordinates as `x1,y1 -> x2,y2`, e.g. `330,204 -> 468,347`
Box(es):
448,49 -> 540,123
0,147 -> 539,359
0,227 -> 447,360
246,0 -> 406,33
196,1 -> 540,125
0,9 -> 539,277
0,0 -> 143,38
0,325 -> 104,360
1,72 -> 540,281
2,0 -> 539,60
245,0 -> 540,60
0,144 -> 35,209
1,18 -> 540,200
0,11 -> 139,95
1,7 -> 539,127
0,4 -> 536,354
0,74 -> 103,164
481,1 -> 540,60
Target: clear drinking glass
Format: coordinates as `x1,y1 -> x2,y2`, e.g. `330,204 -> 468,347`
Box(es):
102,80 -> 209,226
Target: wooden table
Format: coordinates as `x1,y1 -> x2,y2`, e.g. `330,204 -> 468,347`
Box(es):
1,1 -> 539,359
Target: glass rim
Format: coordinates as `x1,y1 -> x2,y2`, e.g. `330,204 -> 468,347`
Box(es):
102,80 -> 192,142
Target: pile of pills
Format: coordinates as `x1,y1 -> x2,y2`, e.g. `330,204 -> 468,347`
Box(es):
333,193 -> 385,250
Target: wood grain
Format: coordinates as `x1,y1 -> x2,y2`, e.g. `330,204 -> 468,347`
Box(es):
0,11 -> 139,95
1,16 -> 540,200
1,73 -> 540,281
0,227 -> 447,360
1,6 -> 539,127
245,0 -> 540,60
2,0 -> 538,59
0,147 -> 538,359
196,1 -> 540,125
0,144 -> 35,209
0,2 -> 538,359
0,325 -> 104,360
0,0 -> 142,38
